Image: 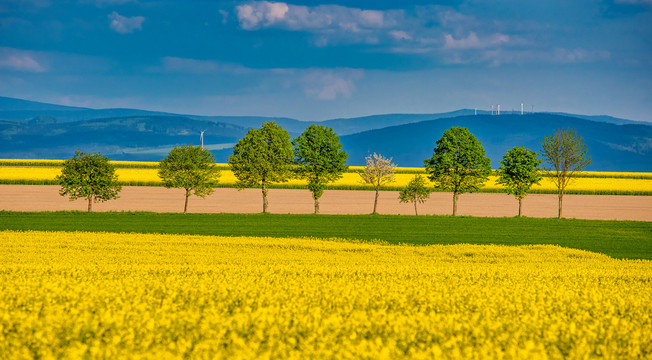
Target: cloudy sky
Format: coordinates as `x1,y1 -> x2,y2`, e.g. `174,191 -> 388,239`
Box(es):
1,0 -> 651,121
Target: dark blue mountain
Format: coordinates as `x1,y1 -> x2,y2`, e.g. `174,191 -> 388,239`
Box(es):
339,114 -> 651,171
1,97 -> 650,171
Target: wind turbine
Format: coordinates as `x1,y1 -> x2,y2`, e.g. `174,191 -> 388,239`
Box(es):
200,130 -> 206,149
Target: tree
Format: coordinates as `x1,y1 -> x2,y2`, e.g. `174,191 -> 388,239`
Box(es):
398,174 -> 431,215
158,145 -> 220,213
228,122 -> 293,213
541,128 -> 591,219
496,146 -> 542,217
56,150 -> 122,212
424,127 -> 492,216
358,153 -> 396,214
292,124 -> 348,214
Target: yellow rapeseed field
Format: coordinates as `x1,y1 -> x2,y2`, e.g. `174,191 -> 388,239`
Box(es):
0,159 -> 161,167
1,230 -> 650,359
2,166 -> 652,193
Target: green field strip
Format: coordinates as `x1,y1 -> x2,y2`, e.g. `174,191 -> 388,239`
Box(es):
0,212 -> 650,260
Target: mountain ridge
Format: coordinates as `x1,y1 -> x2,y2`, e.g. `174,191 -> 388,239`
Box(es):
0,96 -> 650,171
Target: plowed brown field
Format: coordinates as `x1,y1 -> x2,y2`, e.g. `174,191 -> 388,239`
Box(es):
1,185 -> 650,221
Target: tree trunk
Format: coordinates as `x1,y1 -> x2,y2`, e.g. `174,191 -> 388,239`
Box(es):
373,188 -> 379,214
518,198 -> 522,217
452,192 -> 459,216
87,196 -> 93,212
414,200 -> 418,216
314,198 -> 320,214
184,189 -> 190,214
558,193 -> 563,219
262,182 -> 269,213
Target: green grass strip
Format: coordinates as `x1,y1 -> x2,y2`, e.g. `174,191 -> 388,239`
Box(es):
0,212 -> 650,260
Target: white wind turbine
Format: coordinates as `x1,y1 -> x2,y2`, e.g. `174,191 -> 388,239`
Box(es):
200,130 -> 206,149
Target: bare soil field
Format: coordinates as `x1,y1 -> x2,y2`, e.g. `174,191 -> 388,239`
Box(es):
1,185 -> 650,221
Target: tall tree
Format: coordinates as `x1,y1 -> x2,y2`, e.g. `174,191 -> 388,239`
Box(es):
496,146 -> 542,217
56,150 -> 121,212
358,153 -> 396,214
398,174 -> 431,215
228,122 -> 293,213
541,128 -> 591,219
424,127 -> 492,216
158,145 -> 220,213
292,124 -> 348,214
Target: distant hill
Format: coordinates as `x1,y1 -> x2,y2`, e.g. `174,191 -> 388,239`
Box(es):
1,96 -> 650,171
0,116 -> 248,160
4,96 -> 648,135
0,97 -> 482,136
0,97 -> 89,112
339,114 -> 652,171
320,110 -> 479,135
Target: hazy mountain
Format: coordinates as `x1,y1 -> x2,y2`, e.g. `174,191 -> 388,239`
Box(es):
550,112 -> 645,125
1,97 -> 650,171
339,114 -> 652,171
0,116 -> 248,160
3,96 -> 647,135
0,97 -> 89,112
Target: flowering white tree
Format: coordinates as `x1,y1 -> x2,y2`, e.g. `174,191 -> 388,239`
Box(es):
358,153 -> 396,214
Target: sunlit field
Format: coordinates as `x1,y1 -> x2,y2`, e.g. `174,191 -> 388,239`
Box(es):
1,161 -> 651,194
1,230 -> 650,359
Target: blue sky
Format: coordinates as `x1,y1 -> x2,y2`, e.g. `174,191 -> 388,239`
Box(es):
1,0 -> 651,121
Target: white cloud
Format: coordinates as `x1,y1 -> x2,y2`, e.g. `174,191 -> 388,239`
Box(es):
301,69 -> 364,100
219,10 -> 229,24
236,1 -> 289,30
552,48 -> 611,63
108,11 -> 145,34
444,32 -> 509,50
156,57 -> 251,74
389,30 -> 412,41
442,48 -> 612,66
0,47 -> 46,72
235,1 -> 401,43
359,10 -> 384,27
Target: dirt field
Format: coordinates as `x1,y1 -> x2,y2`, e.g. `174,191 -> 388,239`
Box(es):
1,185 -> 650,221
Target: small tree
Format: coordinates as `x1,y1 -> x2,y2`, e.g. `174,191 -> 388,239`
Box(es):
425,127 -> 492,216
358,153 -> 396,214
158,145 -> 220,213
398,174 -> 431,215
293,124 -> 348,214
541,128 -> 591,219
228,122 -> 293,213
496,146 -> 542,217
56,150 -> 121,212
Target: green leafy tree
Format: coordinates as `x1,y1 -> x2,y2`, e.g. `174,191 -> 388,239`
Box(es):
228,122 -> 293,213
496,146 -> 543,217
398,174 -> 431,215
541,128 -> 591,219
56,150 -> 121,212
358,153 -> 396,214
425,127 -> 492,216
158,145 -> 220,213
292,124 -> 348,214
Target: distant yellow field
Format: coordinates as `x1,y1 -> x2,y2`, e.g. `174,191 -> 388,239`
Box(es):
1,166 -> 651,194
1,230 -> 650,358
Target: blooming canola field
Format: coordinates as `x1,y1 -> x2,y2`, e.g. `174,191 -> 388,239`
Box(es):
1,230 -> 651,359
1,165 -> 652,194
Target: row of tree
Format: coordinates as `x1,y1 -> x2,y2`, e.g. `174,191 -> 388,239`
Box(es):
56,122 -> 591,218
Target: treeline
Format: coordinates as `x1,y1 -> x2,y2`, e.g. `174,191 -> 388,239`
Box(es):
55,122 -> 591,218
